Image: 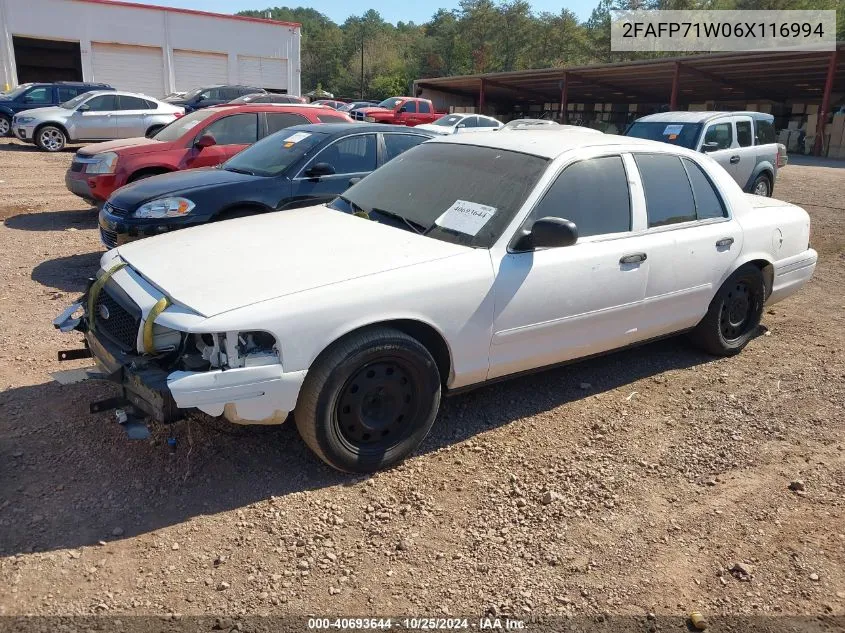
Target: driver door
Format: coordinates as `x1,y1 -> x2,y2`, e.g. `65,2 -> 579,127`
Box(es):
698,118 -> 737,179
288,133 -> 377,208
488,153 -> 652,379
183,113 -> 259,169
77,94 -> 118,139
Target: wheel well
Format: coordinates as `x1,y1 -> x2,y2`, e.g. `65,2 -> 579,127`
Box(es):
129,167 -> 171,182
746,258 -> 774,300
324,320 -> 453,388
145,124 -> 165,137
34,121 -> 69,140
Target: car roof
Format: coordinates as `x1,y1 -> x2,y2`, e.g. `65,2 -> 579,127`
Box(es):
281,122 -> 435,137
81,90 -> 160,100
636,110 -> 774,123
429,129 -> 672,159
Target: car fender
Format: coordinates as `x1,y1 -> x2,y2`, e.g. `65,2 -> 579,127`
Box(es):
0,105 -> 13,118
743,160 -> 775,191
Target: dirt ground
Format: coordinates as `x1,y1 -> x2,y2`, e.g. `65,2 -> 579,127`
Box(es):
0,137 -> 843,628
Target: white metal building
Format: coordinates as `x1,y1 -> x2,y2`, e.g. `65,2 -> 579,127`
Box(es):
0,0 -> 302,97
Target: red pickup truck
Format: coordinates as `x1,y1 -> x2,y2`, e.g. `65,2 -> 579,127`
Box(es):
352,97 -> 446,126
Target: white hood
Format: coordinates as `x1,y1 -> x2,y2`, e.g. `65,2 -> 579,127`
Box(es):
414,123 -> 452,135
114,206 -> 469,317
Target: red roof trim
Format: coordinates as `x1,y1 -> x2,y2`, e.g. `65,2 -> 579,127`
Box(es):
74,0 -> 301,28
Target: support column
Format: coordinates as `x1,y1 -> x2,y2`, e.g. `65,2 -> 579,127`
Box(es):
478,78 -> 486,114
0,0 -> 16,90
814,50 -> 838,157
559,73 -> 568,123
670,62 -> 680,111
162,10 -> 176,94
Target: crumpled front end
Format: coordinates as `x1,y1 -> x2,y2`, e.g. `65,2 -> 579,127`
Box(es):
53,255 -> 305,426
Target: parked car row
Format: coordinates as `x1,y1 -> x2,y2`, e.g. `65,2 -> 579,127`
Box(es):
52,123 -> 816,473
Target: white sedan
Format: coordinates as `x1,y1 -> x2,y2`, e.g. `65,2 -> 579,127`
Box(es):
54,131 -> 817,472
415,113 -> 502,135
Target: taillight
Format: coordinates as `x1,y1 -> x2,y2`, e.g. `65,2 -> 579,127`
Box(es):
173,111 -> 184,119
776,143 -> 787,168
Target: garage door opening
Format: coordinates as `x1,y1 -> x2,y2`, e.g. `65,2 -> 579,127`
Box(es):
13,36 -> 82,84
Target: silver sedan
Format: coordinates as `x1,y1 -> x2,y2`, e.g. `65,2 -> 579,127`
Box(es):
12,91 -> 184,152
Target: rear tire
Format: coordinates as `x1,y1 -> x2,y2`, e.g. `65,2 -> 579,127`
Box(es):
36,125 -> 67,152
689,264 -> 765,356
0,114 -> 10,137
294,327 -> 441,473
751,173 -> 771,197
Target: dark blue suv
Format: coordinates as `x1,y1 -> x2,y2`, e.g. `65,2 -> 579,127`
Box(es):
0,81 -> 113,136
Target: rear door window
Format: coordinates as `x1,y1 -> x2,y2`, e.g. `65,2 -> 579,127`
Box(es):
527,155 -> 631,238
735,119 -> 753,147
265,112 -> 310,135
635,153 -> 697,227
682,158 -> 727,220
202,113 -> 259,145
118,95 -> 151,110
418,101 -> 431,113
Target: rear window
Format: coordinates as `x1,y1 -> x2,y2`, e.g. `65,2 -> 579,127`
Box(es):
625,121 -> 702,149
755,118 -> 776,145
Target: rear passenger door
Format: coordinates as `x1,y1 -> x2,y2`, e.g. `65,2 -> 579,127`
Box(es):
630,152 -> 741,339
184,112 -> 259,168
114,95 -> 152,138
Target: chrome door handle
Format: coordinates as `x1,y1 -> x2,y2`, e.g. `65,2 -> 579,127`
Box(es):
716,237 -> 734,247
620,253 -> 647,264
729,155 -> 740,164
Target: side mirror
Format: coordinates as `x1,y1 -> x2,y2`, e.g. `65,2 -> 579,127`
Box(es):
348,177 -> 361,187
397,106 -> 407,113
77,103 -> 90,112
515,217 -> 578,250
456,123 -> 466,128
701,141 -> 720,153
305,162 -> 336,178
194,134 -> 217,149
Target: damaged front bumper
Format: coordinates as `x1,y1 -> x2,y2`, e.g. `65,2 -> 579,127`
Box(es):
53,267 -> 306,427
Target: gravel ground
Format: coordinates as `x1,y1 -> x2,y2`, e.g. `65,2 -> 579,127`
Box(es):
0,138 -> 843,627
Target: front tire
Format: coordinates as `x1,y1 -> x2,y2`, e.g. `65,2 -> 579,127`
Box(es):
294,327 -> 441,473
689,264 -> 765,356
0,114 -> 10,137
36,125 -> 67,152
751,173 -> 771,197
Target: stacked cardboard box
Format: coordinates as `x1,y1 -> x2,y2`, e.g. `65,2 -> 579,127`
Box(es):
828,114 -> 845,159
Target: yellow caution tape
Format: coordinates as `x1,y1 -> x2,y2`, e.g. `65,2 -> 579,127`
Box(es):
143,296 -> 171,354
87,262 -> 127,332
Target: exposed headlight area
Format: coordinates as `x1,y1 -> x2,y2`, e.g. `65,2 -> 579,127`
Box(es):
165,330 -> 280,372
85,151 -> 119,174
15,116 -> 35,125
134,197 -> 196,219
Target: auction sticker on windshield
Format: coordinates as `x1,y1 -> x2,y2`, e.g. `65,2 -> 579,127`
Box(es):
435,200 -> 497,236
285,132 -> 311,144
663,124 -> 684,136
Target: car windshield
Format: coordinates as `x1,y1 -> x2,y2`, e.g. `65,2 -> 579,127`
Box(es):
181,87 -> 206,100
60,93 -> 92,109
152,109 -> 217,142
222,129 -> 328,177
432,115 -> 463,127
625,121 -> 703,149
2,84 -> 34,99
331,142 -> 549,248
377,97 -> 403,109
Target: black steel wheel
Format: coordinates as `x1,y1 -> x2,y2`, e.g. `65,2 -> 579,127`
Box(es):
295,327 -> 441,472
689,263 -> 765,356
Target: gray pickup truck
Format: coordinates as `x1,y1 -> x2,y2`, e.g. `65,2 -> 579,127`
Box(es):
625,111 -> 787,197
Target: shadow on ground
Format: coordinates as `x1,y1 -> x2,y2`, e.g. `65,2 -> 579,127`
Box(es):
0,140 -> 79,153
31,251 -> 101,292
4,208 -> 98,231
0,336 -> 717,555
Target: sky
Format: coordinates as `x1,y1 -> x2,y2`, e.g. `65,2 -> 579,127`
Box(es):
121,0 -> 599,27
